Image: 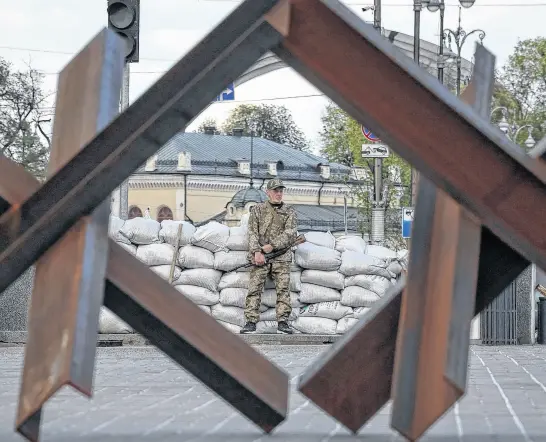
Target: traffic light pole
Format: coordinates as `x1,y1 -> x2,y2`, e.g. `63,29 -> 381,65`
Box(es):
119,63 -> 130,220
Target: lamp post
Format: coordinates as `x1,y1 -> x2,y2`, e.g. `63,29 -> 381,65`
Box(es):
490,106 -> 536,150
443,6 -> 485,95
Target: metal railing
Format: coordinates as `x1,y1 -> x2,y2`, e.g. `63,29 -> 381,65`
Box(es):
480,280 -> 518,345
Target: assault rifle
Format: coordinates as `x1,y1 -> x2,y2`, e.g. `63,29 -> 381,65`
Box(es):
230,234 -> 307,272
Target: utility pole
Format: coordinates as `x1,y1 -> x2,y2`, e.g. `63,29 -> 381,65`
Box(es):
371,0 -> 385,245
107,0 -> 140,219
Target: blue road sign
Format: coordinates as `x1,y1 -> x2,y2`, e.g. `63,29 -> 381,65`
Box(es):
215,83 -> 235,101
361,125 -> 381,143
402,207 -> 414,239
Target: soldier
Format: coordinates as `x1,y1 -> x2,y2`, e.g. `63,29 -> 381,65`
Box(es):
240,178 -> 298,334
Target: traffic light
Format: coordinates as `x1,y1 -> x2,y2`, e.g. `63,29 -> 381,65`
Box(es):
107,0 -> 140,63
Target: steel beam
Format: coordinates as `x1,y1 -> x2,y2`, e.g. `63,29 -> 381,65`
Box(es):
0,0 -> 286,294
0,153 -> 290,436
105,241 -> 289,432
271,0 -> 546,272
13,29 -> 124,442
287,0 -> 529,433
298,280 -> 403,433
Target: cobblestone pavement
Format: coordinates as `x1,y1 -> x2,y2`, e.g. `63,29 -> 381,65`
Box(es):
2,344 -> 546,441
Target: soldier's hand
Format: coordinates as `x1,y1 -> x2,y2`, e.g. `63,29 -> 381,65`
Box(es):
262,244 -> 273,253
254,251 -> 266,266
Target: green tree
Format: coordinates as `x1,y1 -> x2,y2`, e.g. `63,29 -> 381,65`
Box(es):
196,117 -> 221,134
0,58 -> 51,179
492,37 -> 546,149
220,104 -> 309,151
319,101 -> 411,248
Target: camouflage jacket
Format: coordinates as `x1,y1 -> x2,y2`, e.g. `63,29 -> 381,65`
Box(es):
247,201 -> 298,263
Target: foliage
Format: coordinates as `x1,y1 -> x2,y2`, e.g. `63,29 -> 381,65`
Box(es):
219,104 -> 309,151
196,117 -> 221,134
319,100 -> 411,247
0,58 -> 51,179
492,37 -> 546,149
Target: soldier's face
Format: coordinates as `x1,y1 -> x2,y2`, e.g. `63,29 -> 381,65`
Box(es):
267,188 -> 284,203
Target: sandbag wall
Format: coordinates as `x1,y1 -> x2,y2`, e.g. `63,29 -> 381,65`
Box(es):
101,215 -> 407,335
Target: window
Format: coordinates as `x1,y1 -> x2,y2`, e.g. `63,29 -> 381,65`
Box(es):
128,206 -> 143,219
157,206 -> 174,223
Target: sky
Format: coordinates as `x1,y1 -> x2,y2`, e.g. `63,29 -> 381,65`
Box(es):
1,0 -> 544,154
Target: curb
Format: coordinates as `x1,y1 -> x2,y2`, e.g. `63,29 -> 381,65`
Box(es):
0,331 -> 342,346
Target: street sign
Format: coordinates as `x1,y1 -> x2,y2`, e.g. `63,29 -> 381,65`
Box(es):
402,207 -> 414,238
361,125 -> 381,143
362,143 -> 390,158
215,83 -> 235,101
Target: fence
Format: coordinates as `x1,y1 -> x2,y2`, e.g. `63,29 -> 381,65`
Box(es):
480,280 -> 518,345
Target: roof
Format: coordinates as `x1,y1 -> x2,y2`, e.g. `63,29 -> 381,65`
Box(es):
229,187 -> 268,208
136,132 -> 353,183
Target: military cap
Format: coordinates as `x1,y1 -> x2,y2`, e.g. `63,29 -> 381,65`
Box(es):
267,178 -> 285,190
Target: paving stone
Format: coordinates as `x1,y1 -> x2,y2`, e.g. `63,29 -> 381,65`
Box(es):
1,345 -> 546,441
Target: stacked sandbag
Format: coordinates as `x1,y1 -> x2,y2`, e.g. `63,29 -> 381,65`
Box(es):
106,215 -> 404,336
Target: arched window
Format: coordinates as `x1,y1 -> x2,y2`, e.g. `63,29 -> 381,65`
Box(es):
157,205 -> 174,223
128,205 -> 143,219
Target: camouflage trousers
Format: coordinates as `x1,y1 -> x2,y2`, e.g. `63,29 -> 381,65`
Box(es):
244,261 -> 291,324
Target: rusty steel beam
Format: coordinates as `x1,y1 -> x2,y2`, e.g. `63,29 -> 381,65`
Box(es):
13,29 -> 124,442
288,1 -> 530,433
0,0 -> 286,294
271,0 -> 546,272
298,280 -> 403,433
105,241 -> 289,432
444,45 -> 495,392
0,152 -> 290,436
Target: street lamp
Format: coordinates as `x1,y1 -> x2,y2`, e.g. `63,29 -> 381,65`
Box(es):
490,106 -> 536,150
443,6 -> 485,95
459,0 -> 476,7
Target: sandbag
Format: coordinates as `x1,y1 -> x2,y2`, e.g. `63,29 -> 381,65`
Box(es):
217,320 -> 241,333
175,285 -> 219,306
350,306 -> 371,319
339,251 -> 391,278
174,268 -> 222,291
136,243 -> 175,266
336,317 -> 359,334
298,283 -> 341,304
150,264 -> 181,281
387,260 -> 404,277
299,301 -> 352,321
260,307 -> 300,322
214,250 -> 248,272
345,274 -> 393,296
109,216 -> 131,244
304,231 -> 335,249
219,287 -> 247,308
191,221 -> 229,252
211,304 -> 245,327
334,235 -> 367,254
230,226 -> 247,236
218,272 -> 250,290
159,220 -> 196,247
261,290 -> 302,308
226,235 -> 248,251
117,241 -> 137,255
98,308 -> 132,333
366,244 -> 398,260
178,245 -> 214,269
295,243 -> 341,271
340,286 -> 380,307
119,218 -> 161,245
301,270 -> 345,290
291,316 -> 337,335
290,272 -> 302,292
240,213 -> 250,227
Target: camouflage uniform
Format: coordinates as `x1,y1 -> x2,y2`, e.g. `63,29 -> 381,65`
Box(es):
244,180 -> 298,324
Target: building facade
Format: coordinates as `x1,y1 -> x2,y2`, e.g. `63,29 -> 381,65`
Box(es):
125,131 -> 380,233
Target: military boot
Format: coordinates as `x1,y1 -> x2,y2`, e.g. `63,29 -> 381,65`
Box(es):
277,321 -> 293,334
240,322 -> 257,334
